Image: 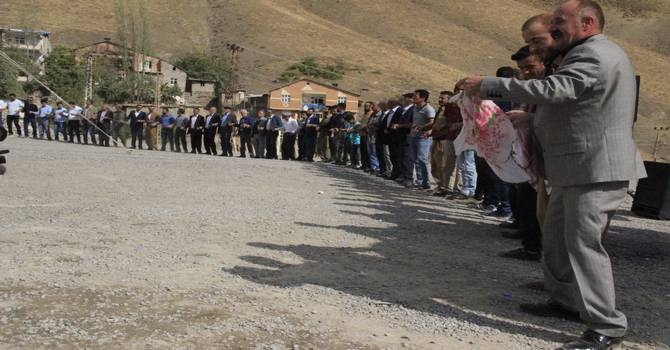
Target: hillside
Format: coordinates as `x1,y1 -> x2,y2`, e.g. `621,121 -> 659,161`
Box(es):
1,0 -> 668,160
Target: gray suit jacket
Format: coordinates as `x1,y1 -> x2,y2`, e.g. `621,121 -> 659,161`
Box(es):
480,34 -> 646,187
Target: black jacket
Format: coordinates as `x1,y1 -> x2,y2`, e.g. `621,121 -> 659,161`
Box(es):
188,114 -> 205,133
128,110 -> 147,129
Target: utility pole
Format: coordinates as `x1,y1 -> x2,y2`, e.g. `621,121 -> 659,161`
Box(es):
652,126 -> 670,161
225,43 -> 244,105
84,54 -> 94,103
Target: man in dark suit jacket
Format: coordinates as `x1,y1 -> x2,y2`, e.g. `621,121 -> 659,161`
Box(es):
218,106 -> 237,157
203,107 -> 220,155
127,105 -> 147,149
389,93 -> 414,181
376,99 -> 399,178
188,107 -> 205,154
265,110 -> 283,159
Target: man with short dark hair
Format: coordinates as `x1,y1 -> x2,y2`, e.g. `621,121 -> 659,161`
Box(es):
37,98 -> 53,140
329,103 -> 348,165
409,89 -> 435,190
252,110 -> 267,158
5,94 -> 23,136
175,108 -> 189,152
111,104 -> 127,147
219,106 -> 236,156
316,107 -> 331,161
128,105 -> 146,149
238,109 -> 254,158
98,105 -> 112,147
188,107 -> 205,154
203,107 -> 220,155
23,97 -> 38,139
67,102 -> 83,144
302,108 -> 319,162
159,108 -> 175,151
458,1 -> 644,348
431,91 -> 462,196
54,102 -> 69,142
389,94 -> 413,184
82,99 -> 97,145
265,110 -> 283,159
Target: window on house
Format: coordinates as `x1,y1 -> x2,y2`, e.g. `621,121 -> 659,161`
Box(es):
170,78 -> 178,85
200,82 -> 206,87
281,94 -> 291,104
144,61 -> 152,70
308,96 -> 324,105
14,36 -> 26,45
337,97 -> 347,104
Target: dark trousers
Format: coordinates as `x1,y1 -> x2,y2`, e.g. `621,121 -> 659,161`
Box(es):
281,133 -> 296,160
517,183 -> 542,252
23,116 -> 37,138
475,156 -> 493,201
131,126 -> 144,149
389,142 -> 402,179
266,131 -> 278,159
297,133 -> 305,160
334,135 -> 346,164
83,122 -> 97,144
303,133 -> 317,161
54,121 -> 67,141
190,130 -> 203,153
68,120 -> 81,143
7,115 -> 21,135
360,135 -> 369,168
161,127 -> 175,151
350,144 -> 360,166
175,129 -> 187,152
329,134 -> 338,162
204,130 -> 217,155
99,121 -> 111,147
220,130 -> 233,156
375,142 -> 387,175
239,133 -> 253,157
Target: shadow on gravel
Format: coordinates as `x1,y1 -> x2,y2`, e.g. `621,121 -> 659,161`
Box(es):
225,162 -> 670,347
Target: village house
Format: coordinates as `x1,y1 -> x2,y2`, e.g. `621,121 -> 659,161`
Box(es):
268,79 -> 359,112
0,27 -> 52,74
74,39 -> 212,103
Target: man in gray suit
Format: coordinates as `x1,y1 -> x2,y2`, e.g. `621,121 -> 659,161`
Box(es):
457,1 -> 646,349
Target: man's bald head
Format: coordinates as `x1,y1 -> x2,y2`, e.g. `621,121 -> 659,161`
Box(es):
551,0 -> 605,51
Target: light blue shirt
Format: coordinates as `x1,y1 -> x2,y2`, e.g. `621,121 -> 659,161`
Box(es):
38,105 -> 53,118
55,107 -> 69,122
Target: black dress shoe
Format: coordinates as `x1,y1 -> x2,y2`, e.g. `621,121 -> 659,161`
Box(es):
502,231 -> 526,239
520,301 -> 581,322
499,248 -> 541,261
558,330 -> 623,350
521,281 -> 545,292
499,220 -> 520,229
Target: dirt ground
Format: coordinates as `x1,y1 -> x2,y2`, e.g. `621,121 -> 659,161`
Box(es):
0,137 -> 668,350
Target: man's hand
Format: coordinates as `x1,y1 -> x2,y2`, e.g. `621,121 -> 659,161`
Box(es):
455,76 -> 485,98
505,110 -> 531,127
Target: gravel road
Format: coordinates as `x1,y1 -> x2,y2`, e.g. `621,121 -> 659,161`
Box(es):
0,137 -> 668,350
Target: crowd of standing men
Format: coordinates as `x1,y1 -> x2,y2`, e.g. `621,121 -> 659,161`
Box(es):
0,1 -> 648,349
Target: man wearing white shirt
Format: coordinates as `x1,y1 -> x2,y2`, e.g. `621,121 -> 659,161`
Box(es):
23,97 -> 39,139
281,113 -> 299,160
6,94 -> 24,136
37,98 -> 54,140
54,102 -> 69,141
67,102 -> 83,144
203,106 -> 219,155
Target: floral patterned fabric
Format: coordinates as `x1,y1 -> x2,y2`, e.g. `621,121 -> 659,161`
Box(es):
451,92 -> 534,184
